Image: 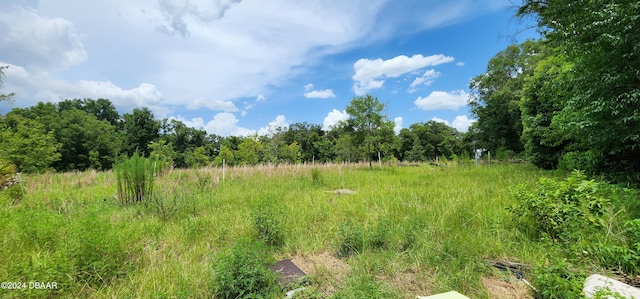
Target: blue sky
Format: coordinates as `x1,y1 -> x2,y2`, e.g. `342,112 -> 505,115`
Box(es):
0,0 -> 538,136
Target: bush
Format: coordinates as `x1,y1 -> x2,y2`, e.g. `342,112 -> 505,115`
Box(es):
532,257 -> 585,299
368,219 -> 391,250
510,170 -> 617,243
251,205 -> 285,248
114,152 -> 155,204
211,239 -> 279,299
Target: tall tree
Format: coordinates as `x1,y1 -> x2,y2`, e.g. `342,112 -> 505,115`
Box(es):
344,94 -> 394,169
469,39 -> 545,154
122,108 -> 160,156
0,114 -> 61,173
518,0 -> 640,178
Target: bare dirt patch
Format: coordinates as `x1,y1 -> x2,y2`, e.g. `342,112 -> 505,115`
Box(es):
377,268 -> 433,298
481,276 -> 533,299
290,251 -> 351,295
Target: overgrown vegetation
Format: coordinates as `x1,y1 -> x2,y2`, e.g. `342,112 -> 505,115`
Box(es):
114,152 -> 155,204
511,171 -> 640,298
1,162 -> 638,298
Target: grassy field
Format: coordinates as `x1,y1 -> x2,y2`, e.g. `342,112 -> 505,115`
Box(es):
1,163 -> 560,298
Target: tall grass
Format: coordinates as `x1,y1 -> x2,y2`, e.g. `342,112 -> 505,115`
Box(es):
114,152 -> 154,204
0,162 -> 565,298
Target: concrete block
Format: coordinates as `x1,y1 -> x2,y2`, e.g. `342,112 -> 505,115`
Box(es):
584,274 -> 640,299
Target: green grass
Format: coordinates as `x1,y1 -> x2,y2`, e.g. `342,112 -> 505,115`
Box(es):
0,163 -> 556,298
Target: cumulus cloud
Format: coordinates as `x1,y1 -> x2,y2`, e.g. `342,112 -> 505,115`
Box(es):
431,115 -> 475,132
394,116 -> 403,134
173,112 -> 255,136
0,6 -> 87,71
352,54 -> 454,95
414,90 -> 469,111
322,109 -> 349,131
408,69 -> 440,92
451,115 -> 475,132
258,115 -> 290,136
186,98 -> 238,112
304,89 -> 336,99
154,0 -> 243,37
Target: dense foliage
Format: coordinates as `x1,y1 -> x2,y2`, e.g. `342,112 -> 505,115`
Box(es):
0,96 -> 477,173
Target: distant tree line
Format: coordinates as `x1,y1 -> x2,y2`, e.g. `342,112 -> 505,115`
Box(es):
0,96 -> 479,173
469,0 -> 639,183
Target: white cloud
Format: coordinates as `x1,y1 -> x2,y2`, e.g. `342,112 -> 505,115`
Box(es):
258,115 -> 290,136
431,115 -> 476,132
304,83 -> 314,91
173,112 -> 255,136
322,109 -> 349,131
256,94 -> 266,102
431,117 -> 450,126
394,116 -> 403,134
452,115 -> 475,132
153,0 -> 243,37
0,6 -> 87,71
352,54 -> 454,95
186,98 -> 238,112
304,89 -> 336,99
456,61 -> 465,66
408,69 -> 440,92
414,90 -> 469,111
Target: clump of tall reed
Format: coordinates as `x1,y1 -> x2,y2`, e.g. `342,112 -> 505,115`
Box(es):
114,152 -> 154,204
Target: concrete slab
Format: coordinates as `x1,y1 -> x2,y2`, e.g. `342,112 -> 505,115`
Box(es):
416,291 -> 470,299
584,274 -> 640,298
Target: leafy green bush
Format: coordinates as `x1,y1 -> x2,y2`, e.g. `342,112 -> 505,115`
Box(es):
510,170 -> 617,243
211,239 -> 279,299
532,257 -> 585,299
251,204 -> 285,248
114,152 -> 155,204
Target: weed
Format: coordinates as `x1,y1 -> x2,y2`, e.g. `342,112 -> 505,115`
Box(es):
337,221 -> 365,258
211,239 -> 279,299
114,152 -> 155,204
310,168 -> 323,185
251,203 -> 285,248
532,257 -> 585,299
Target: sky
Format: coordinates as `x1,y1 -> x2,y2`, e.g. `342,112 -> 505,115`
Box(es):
0,0 -> 539,136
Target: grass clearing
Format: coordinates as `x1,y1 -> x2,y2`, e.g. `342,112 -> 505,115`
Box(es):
1,163 -> 568,298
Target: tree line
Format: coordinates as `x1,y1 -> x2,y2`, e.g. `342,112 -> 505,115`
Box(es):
469,0 -> 639,183
0,94 -> 478,173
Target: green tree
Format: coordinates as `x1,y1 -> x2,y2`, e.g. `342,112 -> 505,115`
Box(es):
186,146 -> 210,168
344,94 -> 395,169
213,145 -> 235,166
58,98 -> 121,129
51,109 -> 121,171
469,40 -> 545,154
279,141 -> 302,164
520,49 -> 574,169
0,114 -> 61,173
122,108 -> 160,157
236,136 -> 263,166
518,0 -> 640,178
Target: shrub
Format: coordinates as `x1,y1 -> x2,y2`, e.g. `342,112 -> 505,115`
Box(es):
532,257 -> 585,299
510,170 -> 617,243
114,152 -> 155,204
251,205 -> 285,248
211,239 -> 279,299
